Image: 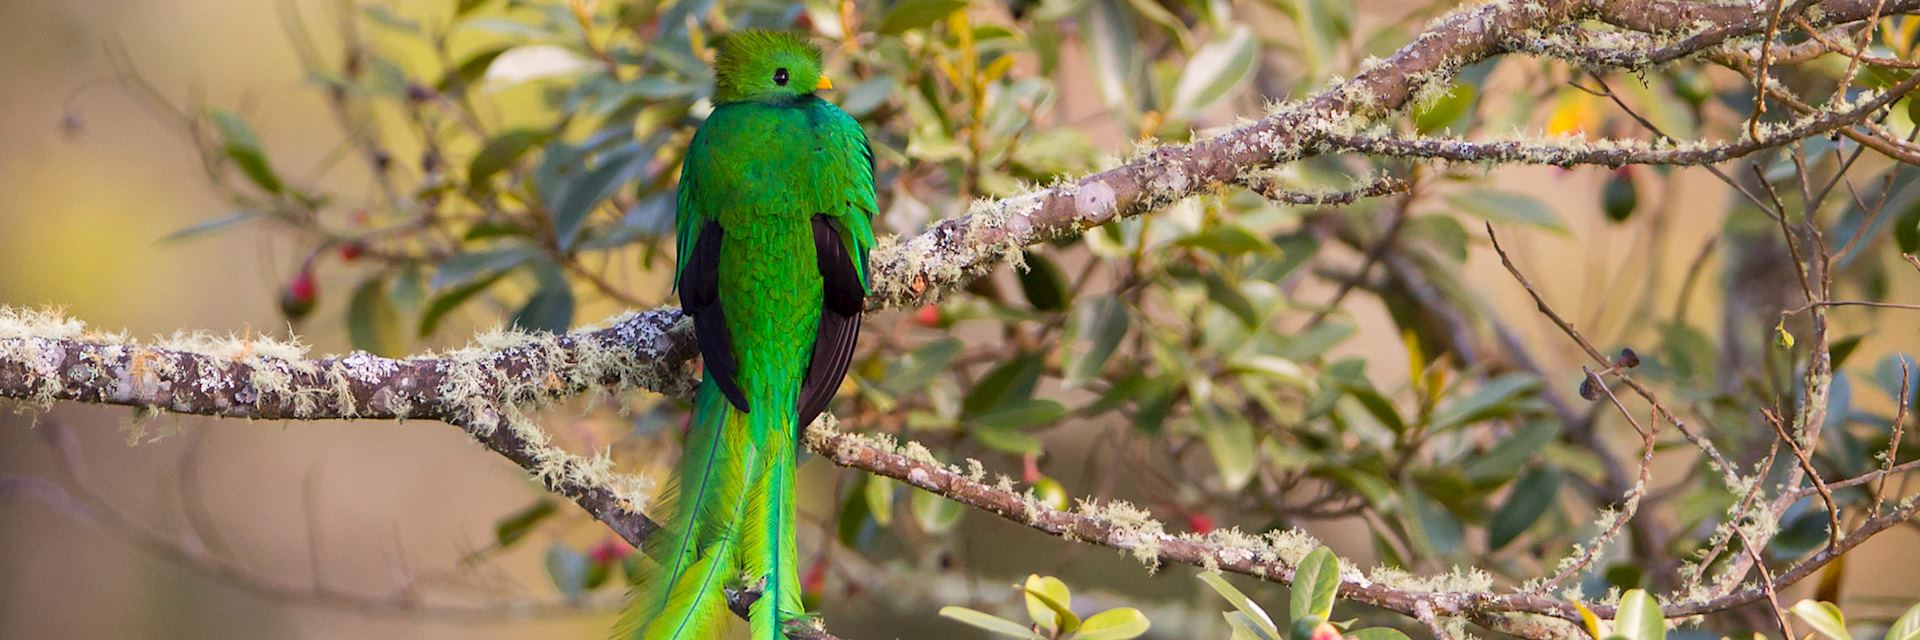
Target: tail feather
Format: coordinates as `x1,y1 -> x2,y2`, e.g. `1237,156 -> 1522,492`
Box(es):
617,380 -> 755,640
738,400 -> 804,639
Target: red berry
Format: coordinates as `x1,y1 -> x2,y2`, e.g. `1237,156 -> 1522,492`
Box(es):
589,537 -> 632,565
339,241 -> 366,262
802,558 -> 828,594
1186,513 -> 1215,534
280,270 -> 318,320
913,304 -> 941,327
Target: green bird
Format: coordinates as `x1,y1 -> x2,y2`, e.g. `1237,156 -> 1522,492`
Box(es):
616,30 -> 876,640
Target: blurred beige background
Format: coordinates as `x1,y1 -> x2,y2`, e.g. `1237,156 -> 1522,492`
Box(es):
4,1 -> 1920,639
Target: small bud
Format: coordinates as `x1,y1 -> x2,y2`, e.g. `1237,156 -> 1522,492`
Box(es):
1578,375 -> 1601,401
280,270 -> 318,321
1775,320 -> 1795,350
338,241 -> 366,262
1602,167 -> 1638,223
1614,347 -> 1640,369
404,82 -> 436,103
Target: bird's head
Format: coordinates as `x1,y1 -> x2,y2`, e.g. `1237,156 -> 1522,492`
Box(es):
711,30 -> 832,105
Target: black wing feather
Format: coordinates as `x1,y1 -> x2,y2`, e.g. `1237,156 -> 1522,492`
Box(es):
797,215 -> 866,428
679,220 -> 749,413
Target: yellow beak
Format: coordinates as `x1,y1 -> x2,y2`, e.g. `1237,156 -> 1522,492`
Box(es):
816,75 -> 834,91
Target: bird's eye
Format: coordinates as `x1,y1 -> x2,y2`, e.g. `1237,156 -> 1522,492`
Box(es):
773,68 -> 789,86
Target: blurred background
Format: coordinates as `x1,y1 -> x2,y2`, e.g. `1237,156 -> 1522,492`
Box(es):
2,0 -> 1919,638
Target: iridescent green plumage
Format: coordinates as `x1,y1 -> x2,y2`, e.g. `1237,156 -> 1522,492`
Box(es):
617,30 -> 875,640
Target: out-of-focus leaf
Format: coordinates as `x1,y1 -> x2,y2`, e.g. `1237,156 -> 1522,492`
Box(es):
1068,296 -> 1130,387
1176,224 -> 1274,255
456,0 -> 491,16
1170,26 -> 1256,117
1076,608 -> 1151,640
1083,0 -> 1140,113
911,488 -> 964,534
878,0 -> 968,34
209,109 -> 283,194
1614,590 -> 1666,640
1288,546 -> 1340,622
348,278 -> 404,357
431,246 -> 537,291
546,142 -> 648,249
1204,274 -> 1262,328
974,399 -> 1068,430
963,353 -> 1044,417
1446,190 -> 1567,234
1414,83 -> 1476,133
159,210 -> 259,244
420,269 -> 511,336
940,606 -> 1046,639
1403,483 -> 1462,556
483,44 -> 594,88
1023,574 -> 1078,633
1279,321 -> 1355,361
1198,572 -> 1279,639
1018,251 -> 1071,311
1896,196 -> 1920,253
1488,466 -> 1561,549
1349,629 -> 1412,640
511,265 -> 575,333
545,544 -> 590,601
865,475 -> 895,526
885,338 -> 965,396
1463,422 -> 1557,482
1432,374 -> 1540,431
1884,602 -> 1920,640
495,499 -> 557,547
1199,406 -> 1257,490
1792,600 -> 1851,640
470,129 -> 550,187
438,45 -> 510,94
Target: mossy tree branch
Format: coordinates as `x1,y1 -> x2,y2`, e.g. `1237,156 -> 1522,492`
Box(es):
6,0 -> 1920,635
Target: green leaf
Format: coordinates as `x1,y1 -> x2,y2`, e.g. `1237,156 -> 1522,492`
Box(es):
963,353 -> 1044,417
883,338 -> 965,395
1083,0 -> 1140,113
1884,602 -> 1920,640
208,109 -> 283,194
159,210 -> 259,244
1170,26 -> 1257,117
974,399 -> 1069,430
1074,608 -> 1151,640
1023,574 -> 1079,633
456,0 -> 491,16
1414,83 -> 1476,133
1198,406 -> 1257,490
1613,589 -> 1666,640
1463,421 -> 1557,483
439,45 -> 511,95
545,543 -> 589,601
940,606 -> 1047,639
1487,466 -> 1561,549
1348,629 -> 1413,640
1431,374 -> 1540,432
865,475 -> 896,526
1792,600 -> 1851,640
419,270 -> 509,336
1446,190 -> 1567,234
1176,224 -> 1274,255
469,128 -> 549,187
511,262 -> 575,333
1018,251 -> 1071,311
545,143 -> 647,249
1068,296 -> 1130,387
1289,547 -> 1340,623
877,0 -> 968,34
1895,196 -> 1920,253
911,488 -> 965,534
494,498 -> 557,547
1204,273 -> 1262,328
1198,572 -> 1280,639
348,278 -> 404,357
430,247 -> 536,291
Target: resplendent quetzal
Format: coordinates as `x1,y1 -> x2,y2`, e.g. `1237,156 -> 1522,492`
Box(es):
616,30 -> 876,640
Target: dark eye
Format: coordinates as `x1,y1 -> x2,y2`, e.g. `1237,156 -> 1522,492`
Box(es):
773,68 -> 789,86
